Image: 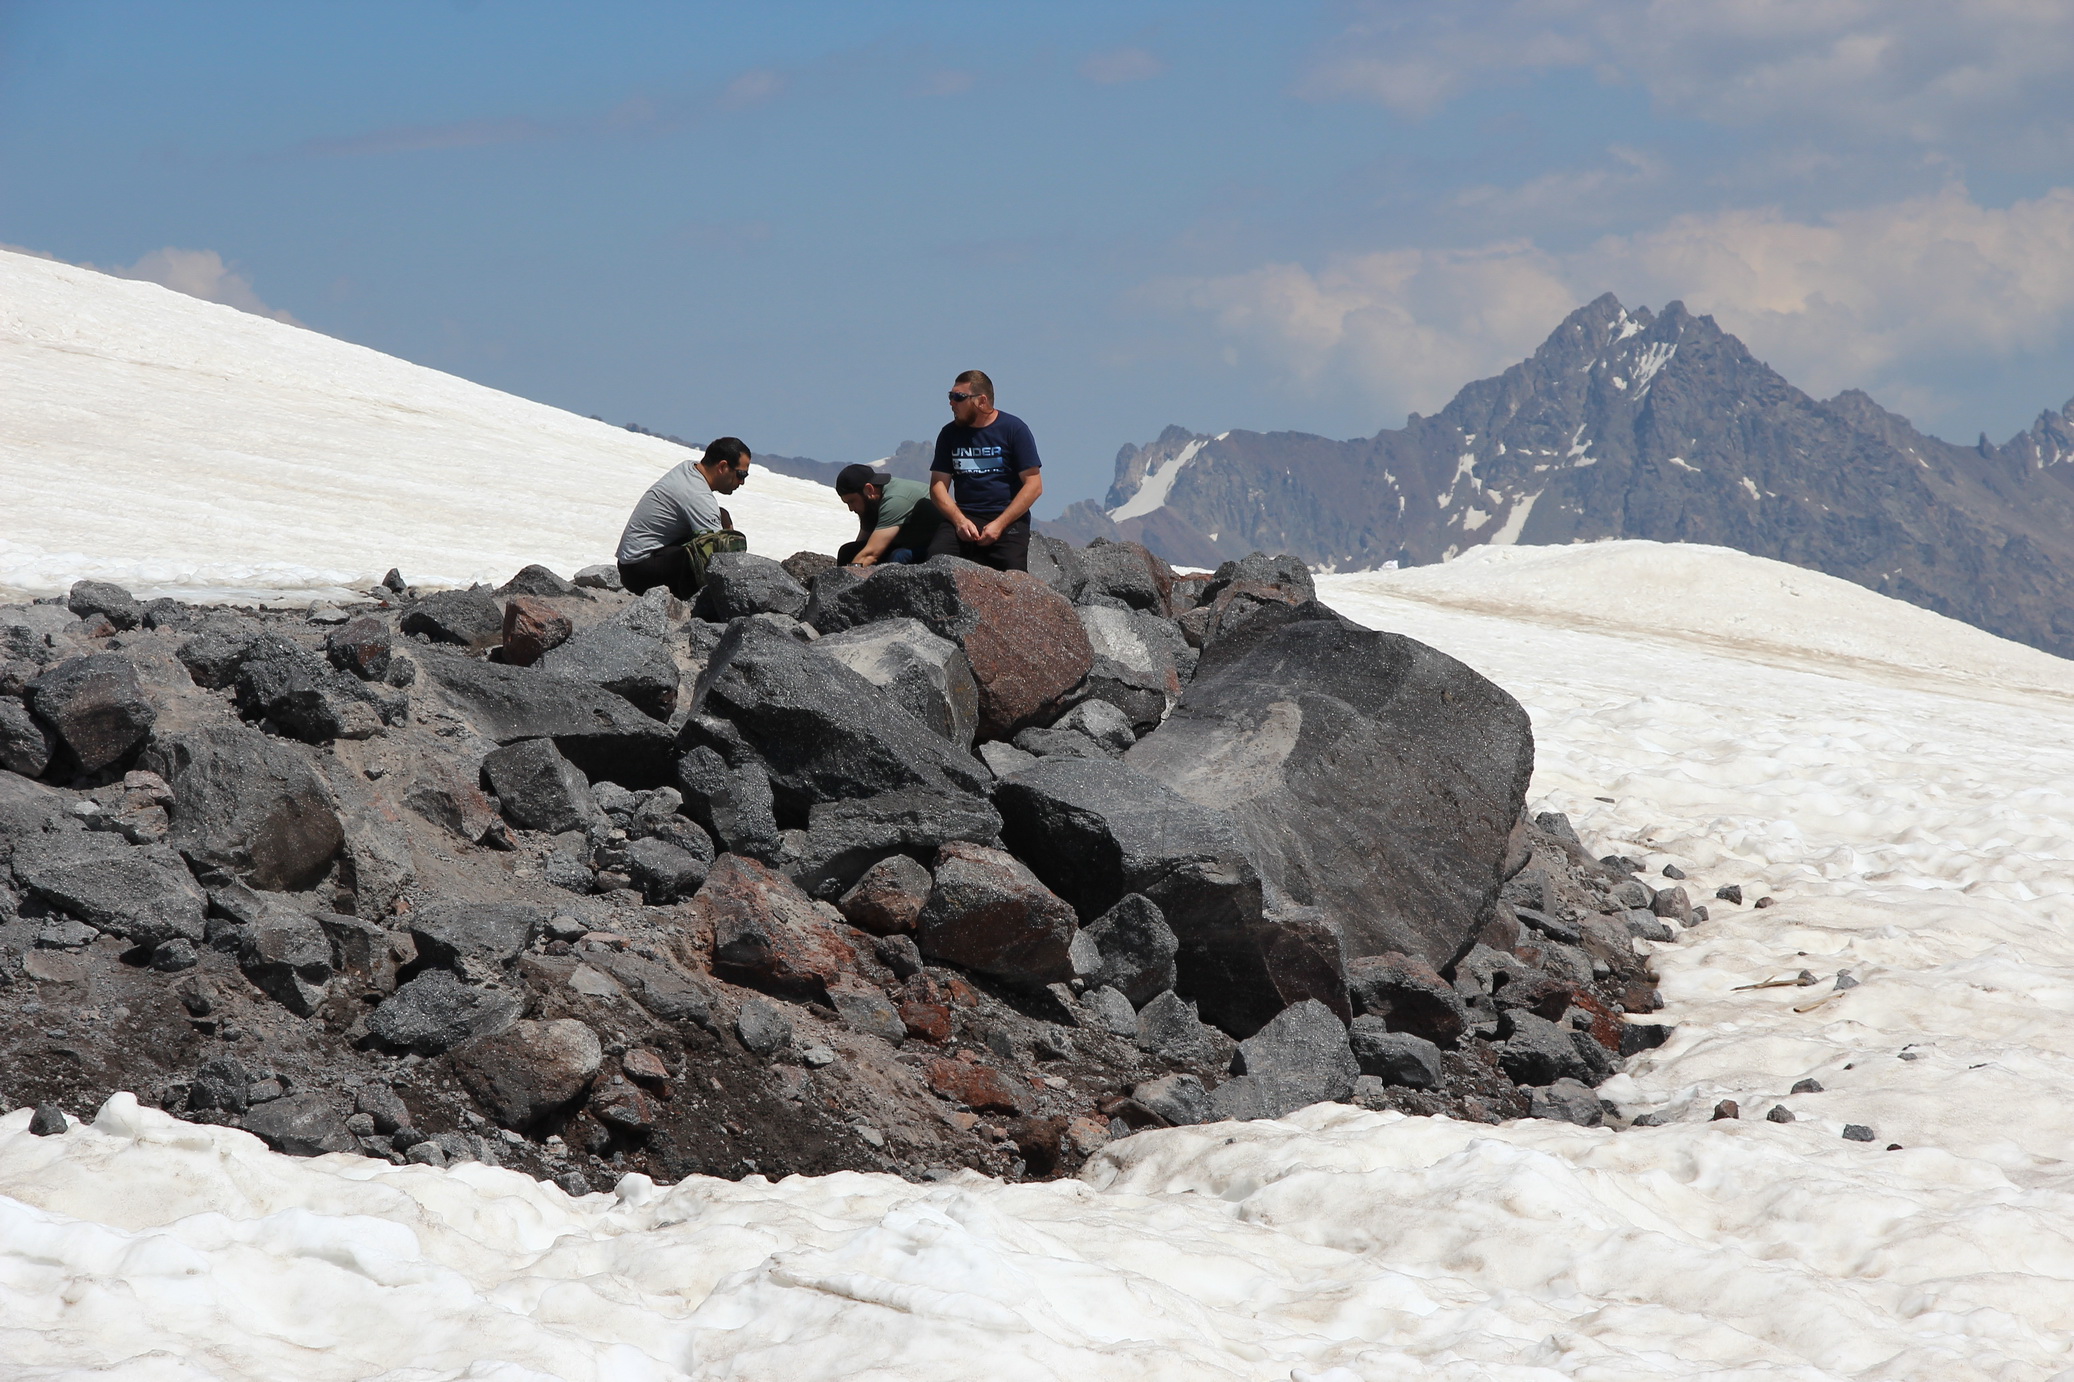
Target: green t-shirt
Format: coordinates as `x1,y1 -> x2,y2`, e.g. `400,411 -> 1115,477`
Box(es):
872,476 -> 941,546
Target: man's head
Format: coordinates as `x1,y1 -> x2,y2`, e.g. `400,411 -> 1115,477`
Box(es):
834,463 -> 886,517
699,437 -> 752,494
948,370 -> 995,427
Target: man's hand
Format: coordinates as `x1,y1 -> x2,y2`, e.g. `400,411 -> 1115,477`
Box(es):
851,552 -> 879,567
954,514 -> 984,543
976,518 -> 1007,546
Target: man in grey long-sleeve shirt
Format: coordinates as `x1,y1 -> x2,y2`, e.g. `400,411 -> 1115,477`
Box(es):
615,437 -> 752,596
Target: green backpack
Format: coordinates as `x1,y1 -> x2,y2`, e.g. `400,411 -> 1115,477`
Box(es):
684,527 -> 748,591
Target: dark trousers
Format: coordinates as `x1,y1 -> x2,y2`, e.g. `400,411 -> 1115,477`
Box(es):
618,546 -> 697,599
924,515 -> 1030,572
836,539 -> 923,566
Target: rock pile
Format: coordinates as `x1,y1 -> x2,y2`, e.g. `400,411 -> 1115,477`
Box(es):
0,537 -> 1664,1186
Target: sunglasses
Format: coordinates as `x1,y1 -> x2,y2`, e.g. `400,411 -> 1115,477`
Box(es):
948,390 -> 977,403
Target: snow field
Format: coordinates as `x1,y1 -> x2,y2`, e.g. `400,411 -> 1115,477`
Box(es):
0,249 -> 855,602
5,250 -> 2074,1378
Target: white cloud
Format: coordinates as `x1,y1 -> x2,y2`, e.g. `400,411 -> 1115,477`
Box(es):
108,248 -> 302,325
1301,0 -> 2074,151
718,68 -> 784,109
1157,186 -> 2074,419
1079,47 -> 1166,85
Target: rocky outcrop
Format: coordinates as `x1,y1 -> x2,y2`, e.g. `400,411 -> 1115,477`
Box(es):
1126,600 -> 1533,972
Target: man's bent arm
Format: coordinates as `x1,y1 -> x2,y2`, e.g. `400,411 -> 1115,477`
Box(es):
931,474 -> 980,541
980,469 -> 1044,540
851,523 -> 900,565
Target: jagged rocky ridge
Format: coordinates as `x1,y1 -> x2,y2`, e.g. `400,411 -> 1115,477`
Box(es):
1046,295 -> 2074,661
0,544 -> 1681,1185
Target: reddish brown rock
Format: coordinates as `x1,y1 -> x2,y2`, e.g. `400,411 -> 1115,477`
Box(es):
324,616 -> 394,681
923,1057 -> 1023,1114
590,1077 -> 660,1133
501,597 -> 573,668
836,853 -> 934,935
693,854 -> 860,1002
622,1047 -> 671,1088
915,841 -> 1078,988
809,563 -> 1094,740
899,1000 -> 953,1043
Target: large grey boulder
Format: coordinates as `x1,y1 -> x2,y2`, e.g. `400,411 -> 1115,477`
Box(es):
400,589 -> 503,649
1133,989 -> 1229,1065
10,830 -> 207,947
368,970 -> 523,1054
67,580 -> 143,631
238,905 -> 334,1016
538,622 -> 680,721
1131,1073 -> 1211,1126
27,655 -> 157,775
1069,893 -> 1177,1007
453,1018 -> 602,1131
1076,540 -> 1173,614
814,619 -> 979,749
141,723 -> 345,891
481,737 -> 601,834
1026,535 -> 1088,602
1200,553 -> 1315,606
674,738 -> 781,859
497,565 -> 584,598
695,553 -> 810,621
995,756 -> 1345,1037
914,840 -> 1078,988
417,650 -> 675,788
408,902 -> 547,971
1349,1018 -> 1444,1089
232,634 -> 387,742
1211,999 -> 1358,1120
242,1092 -> 355,1157
625,834 -> 709,902
1126,601 -> 1533,973
1073,605 -> 1190,735
176,618 -> 260,690
1495,1010 -> 1599,1087
688,616 -> 989,821
786,786 -> 1000,900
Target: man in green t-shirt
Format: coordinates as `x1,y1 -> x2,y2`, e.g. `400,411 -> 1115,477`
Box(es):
834,464 -> 942,566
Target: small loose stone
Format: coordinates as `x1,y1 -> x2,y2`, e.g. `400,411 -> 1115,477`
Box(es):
1842,1124 -> 1876,1142
1711,1100 -> 1740,1120
1766,1105 -> 1795,1123
1791,1078 -> 1823,1094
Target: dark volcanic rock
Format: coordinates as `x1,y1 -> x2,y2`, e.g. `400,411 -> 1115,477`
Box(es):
401,589 -> 504,649
67,580 -> 143,631
694,854 -> 859,1002
806,559 -> 1095,741
237,905 -> 334,1015
1133,989 -> 1229,1065
11,831 -> 207,947
1344,951 -> 1470,1046
409,902 -> 547,971
915,840 -> 1078,989
177,619 -> 260,690
28,655 -> 157,774
673,740 -> 781,859
418,650 -> 675,788
1126,601 -> 1532,973
538,622 -> 679,720
497,565 -> 582,599
232,634 -> 386,742
624,834 -> 709,903
1349,1018 -> 1444,1088
1213,998 -> 1359,1119
325,616 -> 394,681
694,553 -> 810,621
1026,534 -> 1087,601
814,619 -> 980,750
369,969 -> 524,1054
453,1018 -> 603,1131
242,1092 -> 355,1157
0,697 -> 54,777
996,755 -> 1343,1037
1069,893 -> 1177,1007
141,723 -> 344,890
481,737 -> 601,834
787,787 -> 1001,900
689,616 -> 989,820
1073,605 -> 1190,735
1495,1010 -> 1596,1087
1076,540 -> 1174,614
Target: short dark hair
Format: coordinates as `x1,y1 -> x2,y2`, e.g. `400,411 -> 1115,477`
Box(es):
705,437 -> 751,468
834,464 -> 884,496
954,369 -> 993,401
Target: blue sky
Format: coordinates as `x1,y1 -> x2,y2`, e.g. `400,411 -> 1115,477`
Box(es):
5,1 -> 2073,509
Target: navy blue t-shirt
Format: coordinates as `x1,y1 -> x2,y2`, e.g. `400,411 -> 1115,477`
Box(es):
933,412 -> 1041,516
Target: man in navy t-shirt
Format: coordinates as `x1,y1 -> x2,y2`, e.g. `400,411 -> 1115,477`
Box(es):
927,369 -> 1042,572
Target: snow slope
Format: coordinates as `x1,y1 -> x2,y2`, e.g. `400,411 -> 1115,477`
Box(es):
0,248 -> 854,601
5,252 -> 2074,1379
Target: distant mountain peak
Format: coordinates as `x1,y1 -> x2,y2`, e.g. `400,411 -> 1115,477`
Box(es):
1042,298 -> 2074,659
